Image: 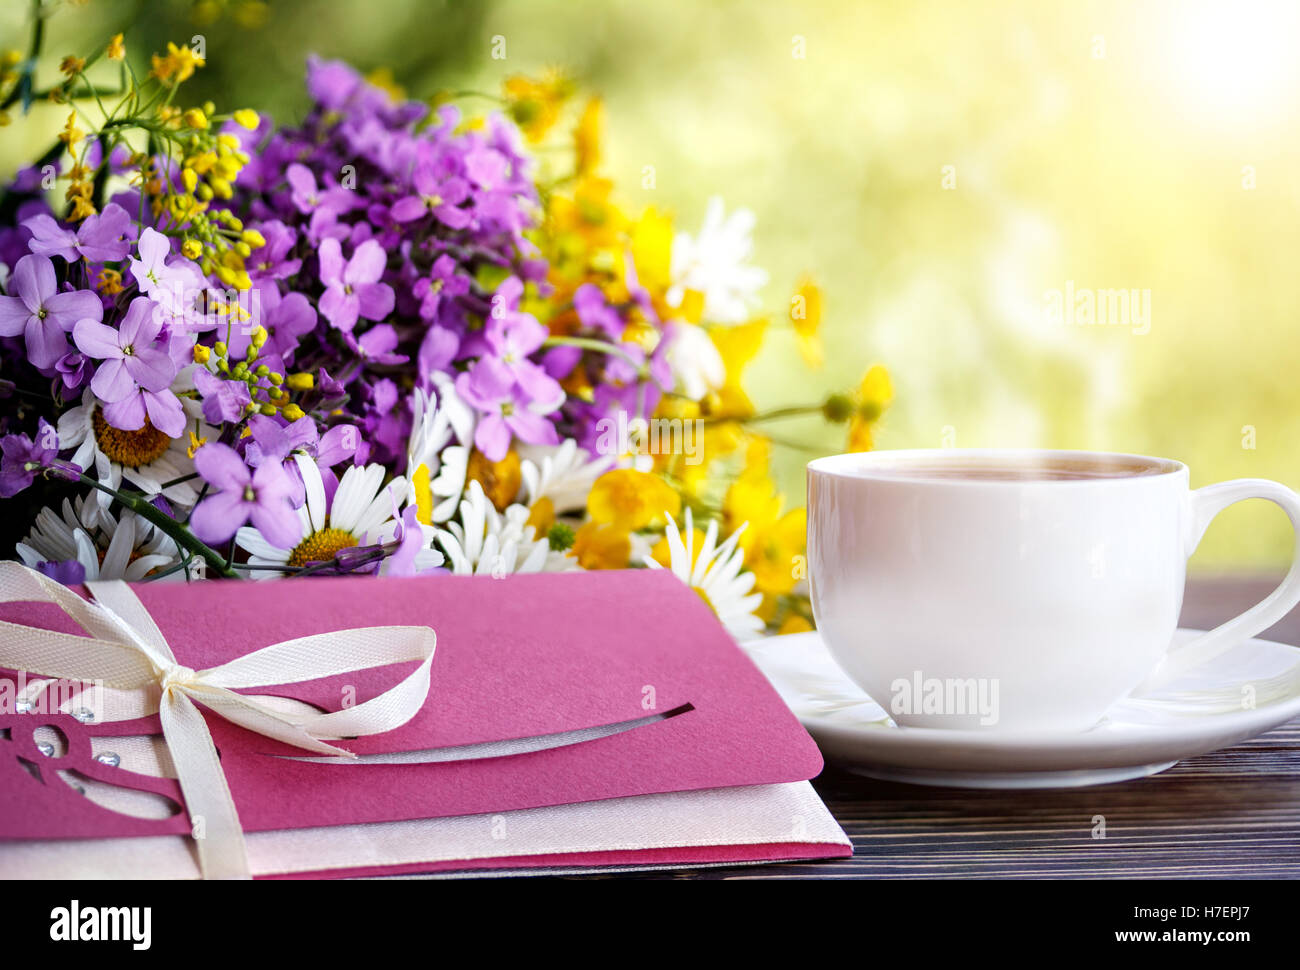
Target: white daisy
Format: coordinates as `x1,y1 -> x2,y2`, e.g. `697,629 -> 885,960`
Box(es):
405,374 -> 476,524
518,438 -> 614,515
663,320 -> 726,400
666,196 -> 768,325
644,507 -> 764,641
58,388 -> 203,524
236,456 -> 442,578
435,480 -> 565,575
15,494 -> 181,582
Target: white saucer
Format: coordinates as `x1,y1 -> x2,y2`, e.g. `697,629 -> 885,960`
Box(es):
742,629 -> 1300,789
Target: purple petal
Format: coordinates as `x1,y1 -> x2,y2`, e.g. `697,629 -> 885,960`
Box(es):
73,319 -> 124,359
506,408 -> 560,447
474,414 -> 512,462
190,490 -> 250,545
0,296 -> 29,337
514,361 -> 564,410
90,357 -> 133,402
317,425 -> 357,466
345,239 -> 386,286
12,254 -> 56,310
193,442 -> 250,492
22,214 -> 80,261
319,285 -> 358,331
100,392 -> 146,431
25,317 -> 68,369
44,289 -> 103,330
143,390 -> 186,437
123,346 -> 176,393
317,236 -> 344,286
389,196 -> 427,223
353,282 -> 394,322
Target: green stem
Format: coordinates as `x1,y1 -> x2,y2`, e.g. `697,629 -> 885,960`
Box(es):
76,473 -> 239,578
541,335 -> 645,371
702,404 -> 825,425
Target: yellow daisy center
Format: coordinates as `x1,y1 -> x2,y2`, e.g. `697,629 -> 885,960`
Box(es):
286,527 -> 358,568
92,407 -> 171,468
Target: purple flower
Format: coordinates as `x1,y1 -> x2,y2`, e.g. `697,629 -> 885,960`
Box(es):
574,282 -> 624,340
246,220 -> 302,281
0,417 -> 59,497
483,280 -> 564,407
390,166 -> 472,229
287,163 -> 354,219
73,297 -> 176,403
100,386 -> 187,438
226,281 -> 317,362
23,203 -> 136,263
190,442 -> 300,548
55,350 -> 92,393
344,323 -> 407,365
413,253 -> 470,322
0,254 -> 102,369
244,413 -> 359,506
317,237 -> 394,332
455,356 -> 559,461
35,559 -> 87,586
193,367 -> 253,424
128,228 -> 206,326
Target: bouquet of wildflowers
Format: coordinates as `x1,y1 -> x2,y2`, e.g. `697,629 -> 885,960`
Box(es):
0,23 -> 893,640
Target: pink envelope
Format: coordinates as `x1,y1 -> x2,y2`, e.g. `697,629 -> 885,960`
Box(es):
0,570 -> 826,845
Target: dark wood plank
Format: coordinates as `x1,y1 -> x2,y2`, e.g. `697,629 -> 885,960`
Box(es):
625,575 -> 1300,879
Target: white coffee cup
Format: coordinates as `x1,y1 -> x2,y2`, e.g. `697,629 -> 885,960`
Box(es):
806,448 -> 1300,733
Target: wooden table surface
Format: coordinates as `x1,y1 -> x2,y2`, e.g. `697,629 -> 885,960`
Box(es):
634,575 -> 1300,879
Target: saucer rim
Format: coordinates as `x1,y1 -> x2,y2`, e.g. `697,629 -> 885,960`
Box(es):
742,628 -> 1300,774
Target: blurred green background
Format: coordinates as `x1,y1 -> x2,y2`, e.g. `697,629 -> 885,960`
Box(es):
4,0 -> 1299,570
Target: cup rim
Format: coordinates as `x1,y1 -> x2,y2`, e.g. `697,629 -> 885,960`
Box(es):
806,448 -> 1187,485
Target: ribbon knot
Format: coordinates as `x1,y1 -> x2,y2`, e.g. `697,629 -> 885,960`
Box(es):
160,664 -> 196,694
0,561 -> 437,880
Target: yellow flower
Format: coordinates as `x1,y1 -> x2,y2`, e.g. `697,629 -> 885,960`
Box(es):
96,268 -> 123,296
526,496 -> 556,535
67,195 -> 96,222
790,275 -> 823,368
232,108 -> 260,130
778,614 -> 813,635
59,55 -> 85,78
587,468 -> 681,532
723,442 -> 807,596
572,521 -> 631,570
466,447 -> 523,513
630,207 -> 673,298
365,67 -> 405,102
706,317 -> 766,420
151,43 -> 205,84
504,70 -> 573,143
182,107 -> 209,130
57,111 -> 83,148
574,97 -> 602,176
847,364 -> 893,452
106,34 -> 126,61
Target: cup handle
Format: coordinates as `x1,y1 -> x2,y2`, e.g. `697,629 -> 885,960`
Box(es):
1142,478 -> 1300,689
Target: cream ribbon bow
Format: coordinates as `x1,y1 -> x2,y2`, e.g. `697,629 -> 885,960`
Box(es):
0,561 -> 437,880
